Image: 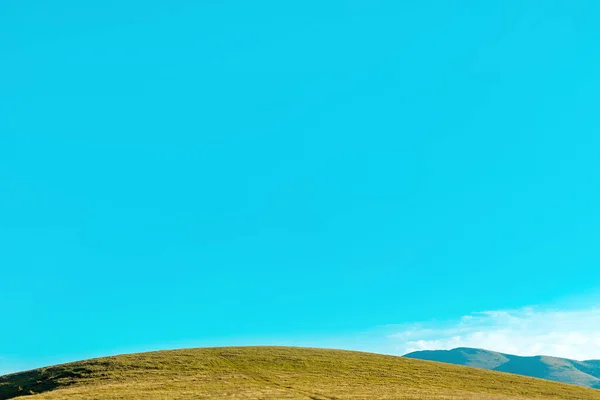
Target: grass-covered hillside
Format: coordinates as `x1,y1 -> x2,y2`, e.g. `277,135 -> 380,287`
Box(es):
2,347 -> 600,400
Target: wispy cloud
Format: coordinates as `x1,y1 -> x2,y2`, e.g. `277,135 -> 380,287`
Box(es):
388,307 -> 600,361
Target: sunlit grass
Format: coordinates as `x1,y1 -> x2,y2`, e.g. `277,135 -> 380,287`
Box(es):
2,347 -> 600,399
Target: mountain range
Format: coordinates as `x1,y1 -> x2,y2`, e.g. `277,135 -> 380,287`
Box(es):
404,347 -> 600,388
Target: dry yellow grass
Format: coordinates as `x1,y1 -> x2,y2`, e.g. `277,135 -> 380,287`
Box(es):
2,347 -> 600,399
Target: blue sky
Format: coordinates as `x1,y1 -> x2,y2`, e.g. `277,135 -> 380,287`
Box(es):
2,0 -> 600,374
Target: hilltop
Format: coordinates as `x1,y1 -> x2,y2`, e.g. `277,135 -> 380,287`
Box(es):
405,347 -> 600,388
2,346 -> 600,399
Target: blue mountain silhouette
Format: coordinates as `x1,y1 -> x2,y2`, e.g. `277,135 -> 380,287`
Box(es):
404,347 -> 600,388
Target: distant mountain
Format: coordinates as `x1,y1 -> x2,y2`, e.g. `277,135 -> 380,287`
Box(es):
404,347 -> 600,389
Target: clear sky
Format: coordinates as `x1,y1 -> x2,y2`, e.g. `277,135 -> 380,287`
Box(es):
2,1 -> 600,374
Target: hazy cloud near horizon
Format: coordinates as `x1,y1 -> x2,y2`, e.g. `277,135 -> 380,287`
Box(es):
0,357 -> 21,376
390,307 -> 600,360
4,306 -> 600,376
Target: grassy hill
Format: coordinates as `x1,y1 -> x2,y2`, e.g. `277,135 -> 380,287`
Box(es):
2,347 -> 600,399
404,348 -> 600,389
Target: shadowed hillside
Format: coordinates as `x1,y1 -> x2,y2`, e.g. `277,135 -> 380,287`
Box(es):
405,348 -> 600,389
2,347 -> 600,399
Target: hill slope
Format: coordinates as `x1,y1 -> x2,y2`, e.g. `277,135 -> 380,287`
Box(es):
405,348 -> 600,389
2,347 -> 600,399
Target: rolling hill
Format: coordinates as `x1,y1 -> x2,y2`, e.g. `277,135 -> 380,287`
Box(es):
404,347 -> 600,389
2,347 -> 600,399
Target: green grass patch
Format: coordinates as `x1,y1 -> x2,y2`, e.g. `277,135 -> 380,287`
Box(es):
2,347 -> 600,399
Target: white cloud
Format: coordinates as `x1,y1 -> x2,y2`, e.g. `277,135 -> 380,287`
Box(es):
389,307 -> 600,361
